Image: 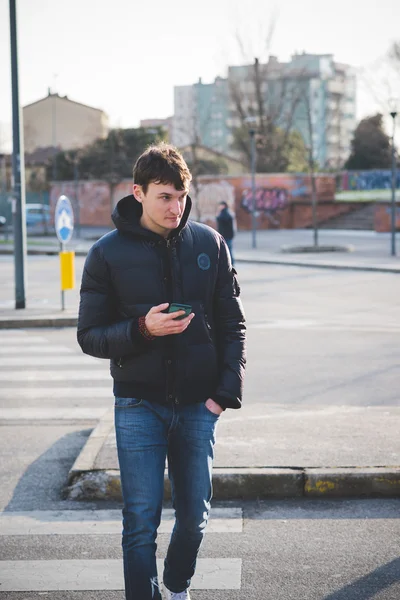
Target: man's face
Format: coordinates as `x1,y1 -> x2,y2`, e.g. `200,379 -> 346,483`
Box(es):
133,182 -> 188,238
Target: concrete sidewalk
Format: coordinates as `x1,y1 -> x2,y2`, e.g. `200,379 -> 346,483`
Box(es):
66,404 -> 400,501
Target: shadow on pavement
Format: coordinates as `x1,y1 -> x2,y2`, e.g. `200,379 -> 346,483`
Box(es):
4,429 -> 92,512
323,557 -> 400,599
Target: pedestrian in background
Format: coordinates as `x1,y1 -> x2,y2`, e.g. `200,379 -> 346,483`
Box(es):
216,201 -> 235,265
77,143 -> 246,600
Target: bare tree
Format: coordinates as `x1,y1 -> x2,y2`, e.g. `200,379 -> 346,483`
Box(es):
173,88 -> 229,221
228,55 -> 306,173
358,44 -> 400,131
297,79 -> 343,247
302,86 -> 319,247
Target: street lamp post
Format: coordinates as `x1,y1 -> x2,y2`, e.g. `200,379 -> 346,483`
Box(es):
249,127 -> 257,249
245,116 -> 258,249
389,108 -> 397,257
9,0 -> 27,309
73,156 -> 81,239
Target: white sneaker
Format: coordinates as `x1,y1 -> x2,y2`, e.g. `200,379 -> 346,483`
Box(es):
163,584 -> 191,599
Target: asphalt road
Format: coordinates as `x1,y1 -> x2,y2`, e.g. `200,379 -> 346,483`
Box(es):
0,258 -> 399,596
1,255 -> 400,405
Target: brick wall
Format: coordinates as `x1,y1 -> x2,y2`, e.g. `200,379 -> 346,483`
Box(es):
374,203 -> 400,232
50,175 -> 393,232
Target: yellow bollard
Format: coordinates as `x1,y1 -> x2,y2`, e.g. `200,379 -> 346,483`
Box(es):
60,251 -> 75,291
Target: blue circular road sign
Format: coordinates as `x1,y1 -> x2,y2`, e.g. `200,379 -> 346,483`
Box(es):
55,195 -> 74,244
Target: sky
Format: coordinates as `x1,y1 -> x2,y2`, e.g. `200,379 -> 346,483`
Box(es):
1,0 -> 400,152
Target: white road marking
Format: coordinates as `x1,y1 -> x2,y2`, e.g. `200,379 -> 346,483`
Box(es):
0,356 -> 104,366
0,508 -> 243,536
0,345 -> 74,354
0,558 -> 242,591
0,388 -> 111,399
0,407 -> 109,421
250,319 -> 318,329
0,335 -> 48,343
0,371 -> 110,381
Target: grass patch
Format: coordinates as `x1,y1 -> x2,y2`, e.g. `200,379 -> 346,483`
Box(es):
0,238 -> 58,246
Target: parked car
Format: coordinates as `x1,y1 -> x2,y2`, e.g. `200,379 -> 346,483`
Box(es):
25,204 -> 51,227
0,215 -> 8,239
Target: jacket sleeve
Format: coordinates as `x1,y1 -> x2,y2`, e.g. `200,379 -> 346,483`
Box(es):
212,238 -> 246,409
77,244 -> 152,359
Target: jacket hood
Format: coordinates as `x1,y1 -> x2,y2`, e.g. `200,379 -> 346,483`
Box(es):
112,194 -> 192,239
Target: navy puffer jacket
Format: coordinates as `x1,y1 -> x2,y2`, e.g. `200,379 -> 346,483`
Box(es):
77,194 -> 246,409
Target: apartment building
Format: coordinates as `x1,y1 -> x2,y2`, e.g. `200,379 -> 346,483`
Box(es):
23,91 -> 109,153
173,53 -> 356,169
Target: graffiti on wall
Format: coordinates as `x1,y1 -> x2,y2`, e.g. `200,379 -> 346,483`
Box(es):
337,170 -> 400,201
241,187 -> 288,213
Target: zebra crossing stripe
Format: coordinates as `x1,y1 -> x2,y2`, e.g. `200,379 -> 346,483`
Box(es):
0,345 -> 75,354
0,370 -> 110,381
0,508 -> 243,535
0,387 -> 111,399
0,355 -> 104,366
0,407 -> 109,421
0,558 -> 242,591
0,329 -> 49,344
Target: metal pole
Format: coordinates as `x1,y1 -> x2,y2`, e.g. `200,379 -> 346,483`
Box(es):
9,0 -> 27,309
74,159 -> 80,239
309,150 -> 318,247
390,112 -> 397,257
60,241 -> 65,311
250,129 -> 257,249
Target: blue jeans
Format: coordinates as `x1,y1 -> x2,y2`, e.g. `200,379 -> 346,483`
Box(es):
226,238 -> 234,265
114,397 -> 220,600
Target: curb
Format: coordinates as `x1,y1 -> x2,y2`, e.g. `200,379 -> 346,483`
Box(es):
66,465 -> 400,502
0,316 -> 77,329
280,244 -> 354,254
0,247 -> 89,256
66,416 -> 400,501
1,248 -> 399,274
236,258 -> 400,274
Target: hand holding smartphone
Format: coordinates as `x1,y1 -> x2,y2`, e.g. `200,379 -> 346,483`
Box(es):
168,303 -> 192,320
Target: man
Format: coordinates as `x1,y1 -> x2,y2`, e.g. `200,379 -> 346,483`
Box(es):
77,143 -> 246,600
216,201 -> 235,264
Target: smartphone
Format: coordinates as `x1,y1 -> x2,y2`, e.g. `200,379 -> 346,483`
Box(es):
168,303 -> 192,320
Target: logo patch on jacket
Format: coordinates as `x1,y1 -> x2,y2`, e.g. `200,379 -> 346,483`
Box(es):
197,253 -> 211,270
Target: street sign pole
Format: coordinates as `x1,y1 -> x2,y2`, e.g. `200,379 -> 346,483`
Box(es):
55,195 -> 75,311
9,0 -> 27,309
60,241 -> 65,310
390,110 -> 397,257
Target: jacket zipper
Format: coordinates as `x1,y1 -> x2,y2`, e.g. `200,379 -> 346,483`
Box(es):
164,237 -> 178,404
